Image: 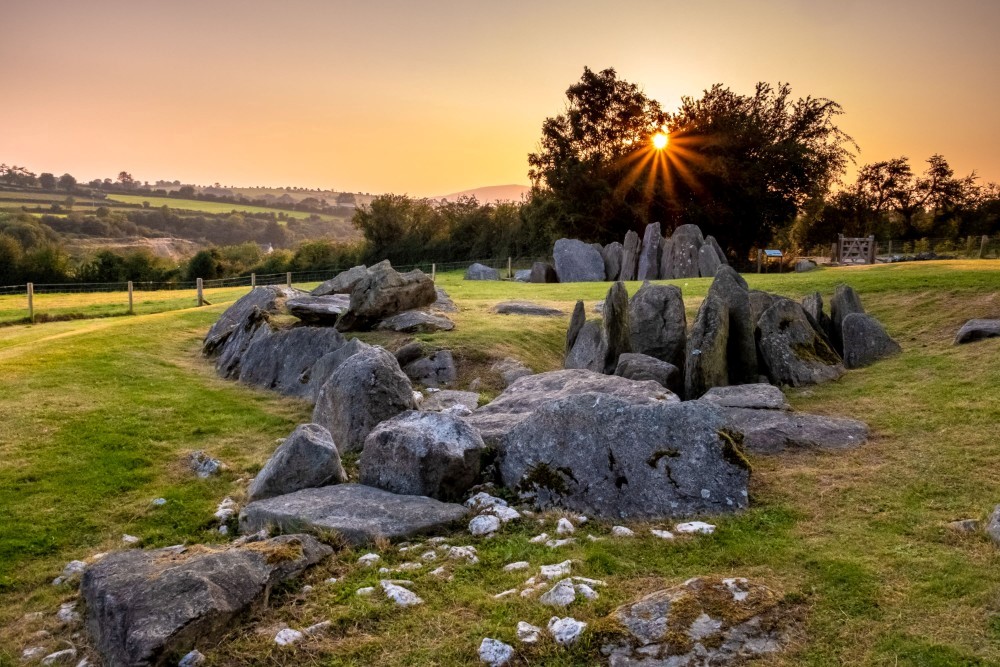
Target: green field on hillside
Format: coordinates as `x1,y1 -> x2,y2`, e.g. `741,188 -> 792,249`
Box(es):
106,193 -> 341,220
2,262 -> 1000,665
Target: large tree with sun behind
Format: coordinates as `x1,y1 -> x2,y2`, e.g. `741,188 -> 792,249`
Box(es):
529,69 -> 855,261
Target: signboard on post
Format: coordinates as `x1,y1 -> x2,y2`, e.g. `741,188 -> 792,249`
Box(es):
764,249 -> 783,258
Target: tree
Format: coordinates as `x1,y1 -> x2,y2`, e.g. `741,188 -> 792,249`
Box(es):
186,249 -> 220,281
58,173 -> 77,192
39,173 -> 57,190
117,171 -> 135,189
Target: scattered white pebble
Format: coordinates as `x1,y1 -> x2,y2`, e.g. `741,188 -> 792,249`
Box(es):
151,498 -> 167,507
51,577 -> 64,586
412,390 -> 425,405
675,521 -> 716,535
396,562 -> 423,571
22,647 -> 46,662
324,577 -> 338,585
548,616 -> 586,645
447,546 -> 479,563
425,387 -> 440,393
121,534 -> 139,545
478,637 -> 514,666
575,583 -> 599,600
59,560 -> 88,580
586,534 -> 602,542
571,576 -> 606,587
545,538 -> 576,548
301,585 -> 313,594
612,525 -> 635,537
556,518 -> 575,535
74,658 -> 92,667
485,505 -> 522,523
493,588 -> 518,599
357,553 -> 381,567
217,525 -> 229,536
516,621 -> 542,644
539,578 -> 578,606
429,566 -> 450,578
576,515 -> 589,524
178,650 -> 205,667
427,536 -> 449,544
539,560 -> 573,580
41,648 -> 77,666
503,561 -> 530,572
381,580 -> 423,606
469,514 -> 501,536
650,529 -> 675,540
378,567 -> 390,574
421,550 -> 438,561
274,628 -> 304,646
56,602 -> 81,625
529,533 -> 549,544
305,620 -> 332,635
356,587 -> 375,596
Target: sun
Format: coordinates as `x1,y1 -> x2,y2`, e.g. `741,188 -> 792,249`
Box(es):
652,132 -> 668,150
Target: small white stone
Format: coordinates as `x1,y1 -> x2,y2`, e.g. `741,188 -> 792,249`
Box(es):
650,529 -> 675,540
90,552 -> 108,562
523,576 -> 537,586
545,538 -> 576,548
493,588 -> 518,599
469,514 -> 501,536
356,586 -> 375,596
571,576 -> 606,587
586,534 -> 602,542
396,561 -> 423,571
121,534 -> 140,545
178,650 -> 205,667
213,507 -> 235,522
357,553 -> 380,567
301,585 -> 314,594
324,577 -> 338,585
217,525 -> 229,536
51,577 -> 64,586
539,578 -> 577,606
443,404 -> 473,416
478,637 -> 514,666
57,602 -> 81,625
688,612 -> 723,640
448,546 -> 479,563
429,566 -> 449,577
576,515 -> 589,524
528,533 -> 549,544
516,621 -> 542,644
426,387 -> 440,393
427,536 -> 449,544
421,550 -> 438,561
275,628 -> 304,646
519,585 -> 543,598
412,391 -> 424,405
575,583 -> 599,600
75,657 -> 92,667
485,505 -> 522,523
556,518 -> 575,535
41,648 -> 77,666
722,577 -> 750,602
503,561 -> 530,572
612,525 -> 635,537
305,620 -> 332,635
381,580 -> 423,606
151,497 -> 167,506
378,567 -> 390,574
539,560 -> 573,580
675,521 -> 716,535
547,616 -> 586,645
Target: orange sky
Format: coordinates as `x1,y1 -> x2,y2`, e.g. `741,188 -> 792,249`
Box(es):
3,0 -> 999,197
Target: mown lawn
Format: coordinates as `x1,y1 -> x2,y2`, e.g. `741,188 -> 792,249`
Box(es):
1,261 -> 1000,666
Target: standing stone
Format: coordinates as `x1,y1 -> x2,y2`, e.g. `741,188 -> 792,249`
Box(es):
602,242 -> 624,281
663,224 -> 704,279
707,267 -> 757,384
602,282 -> 632,373
248,424 -> 346,502
620,230 -> 641,281
628,282 -> 686,372
312,347 -> 416,453
830,284 -> 865,354
684,293 -> 729,399
706,235 -> 728,265
552,239 -> 606,282
636,222 -> 662,281
802,292 -> 834,343
841,313 -> 901,368
529,262 -> 558,283
698,243 -> 722,278
749,290 -> 778,327
359,411 -> 486,501
757,298 -> 845,387
564,321 -> 607,373
565,301 -> 586,355
659,236 -> 676,280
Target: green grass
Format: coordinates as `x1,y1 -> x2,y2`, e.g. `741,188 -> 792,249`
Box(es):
2,261 -> 1000,665
106,193 -> 342,220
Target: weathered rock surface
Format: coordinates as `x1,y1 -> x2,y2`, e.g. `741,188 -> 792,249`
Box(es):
312,346 -> 416,453
802,292 -> 834,343
553,238 -> 606,283
620,230 -> 641,281
629,282 -> 687,372
311,265 -> 368,296
707,267 -> 757,384
492,301 -> 564,317
513,269 -> 531,282
498,395 -> 749,518
757,298 -> 845,387
698,243 -> 723,278
602,242 -> 624,281
565,301 -> 586,355
238,484 -> 467,544
955,319 -> 1000,344
684,294 -> 730,399
614,353 -> 681,394
465,369 -> 675,447
248,424 -> 346,502
841,313 -> 901,368
636,222 -> 662,281
606,577 -> 787,666
603,282 -> 633,373
82,536 -> 331,667
717,408 -> 869,454
700,384 -> 790,411
421,389 -> 480,413
465,263 -> 501,281
491,357 -> 533,387
401,349 -> 457,387
830,284 -> 865,354
986,505 -> 1000,545
359,411 -> 486,501
529,262 -> 558,284
748,290 -> 777,326
564,320 -> 607,373
431,287 -> 458,313
706,235 -> 728,266
337,263 -> 436,331
203,285 -> 298,355
377,310 -> 454,333
286,294 -> 351,325
795,259 -> 818,272
661,224 -> 704,279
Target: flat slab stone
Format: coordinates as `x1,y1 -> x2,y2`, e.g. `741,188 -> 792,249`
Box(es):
954,319 -> 1000,345
718,407 -> 869,454
377,310 -> 454,333
422,390 -> 480,412
238,484 -> 467,545
492,301 -> 565,317
287,294 -> 350,324
700,384 -> 790,411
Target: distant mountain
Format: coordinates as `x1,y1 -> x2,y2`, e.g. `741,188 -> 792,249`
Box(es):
438,184 -> 530,203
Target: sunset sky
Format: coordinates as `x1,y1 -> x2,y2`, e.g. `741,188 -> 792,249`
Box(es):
3,0 -> 999,197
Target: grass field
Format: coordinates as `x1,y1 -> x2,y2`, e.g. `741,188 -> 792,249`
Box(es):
2,261 -> 1000,665
106,194 -> 342,220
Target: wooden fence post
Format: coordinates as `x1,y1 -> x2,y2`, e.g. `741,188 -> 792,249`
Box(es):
27,282 -> 34,324
286,272 -> 292,288
888,240 -> 893,255
507,257 -> 512,280
431,263 -> 436,281
251,273 -> 256,287
197,278 -> 204,307
756,251 -> 762,274
980,235 -> 989,259
868,236 -> 876,264
127,281 -> 134,314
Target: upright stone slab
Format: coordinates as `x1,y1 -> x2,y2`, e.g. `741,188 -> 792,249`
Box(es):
529,261 -> 559,283
756,298 -> 845,386
802,292 -> 834,343
706,234 -> 728,265
698,243 -> 722,278
552,238 -> 605,282
707,266 -> 757,385
602,281 -> 632,373
565,300 -> 586,355
564,321 -> 607,373
636,222 -> 662,281
620,230 -> 641,281
830,284 -> 865,354
602,242 -> 624,281
248,424 -> 346,501
628,282 -> 686,372
841,312 -> 901,368
659,235 -> 676,279
663,224 -> 704,279
684,293 -> 730,399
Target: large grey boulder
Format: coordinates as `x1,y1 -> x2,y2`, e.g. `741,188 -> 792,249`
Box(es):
954,319 -> 1000,344
606,577 -> 788,666
238,484 -> 467,545
614,353 -> 681,394
498,395 -> 750,518
529,262 -> 558,283
636,222 -> 662,281
756,299 -> 845,387
287,294 -> 351,324
698,243 -> 722,278
492,301 -> 564,317
359,411 -> 486,501
602,242 -> 624,281
553,238 -> 606,282
465,263 -> 501,281
718,408 -> 869,454
82,536 -> 331,667
248,424 -> 346,502
465,369 -> 676,447
684,294 -> 730,399
661,224 -> 704,279
513,269 -> 531,282
203,285 -> 298,355
563,320 -> 607,373
628,283 -> 686,372
707,267 -> 757,384
830,284 -> 865,354
841,313 -> 901,368
311,265 -> 368,296
401,349 -> 457,387
620,230 -> 641,281
795,259 -> 818,272
701,384 -> 790,411
706,234 -> 727,266
304,338 -> 373,400
376,310 -> 454,333
336,262 -> 436,331
312,347 -> 416,453
603,282 -> 632,372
